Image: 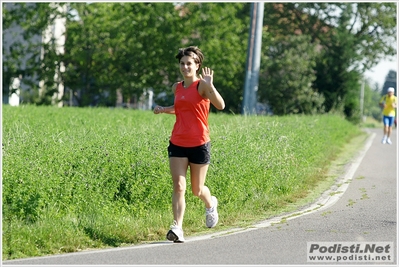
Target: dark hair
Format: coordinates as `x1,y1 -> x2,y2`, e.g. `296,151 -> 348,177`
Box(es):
175,46 -> 204,74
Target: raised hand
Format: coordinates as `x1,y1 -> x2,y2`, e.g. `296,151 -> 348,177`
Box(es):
199,67 -> 214,86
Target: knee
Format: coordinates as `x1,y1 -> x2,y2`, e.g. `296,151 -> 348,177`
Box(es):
173,177 -> 186,193
191,186 -> 203,197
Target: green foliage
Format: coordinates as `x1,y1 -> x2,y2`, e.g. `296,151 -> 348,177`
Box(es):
61,2 -> 250,111
2,2 -> 396,118
2,105 -> 362,259
64,2 -> 185,106
259,34 -> 322,115
353,3 -> 397,70
363,81 -> 384,121
2,3 -> 68,105
178,3 -> 251,112
262,2 -> 396,121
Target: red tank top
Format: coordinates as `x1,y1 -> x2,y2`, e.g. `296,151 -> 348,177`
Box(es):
170,80 -> 211,147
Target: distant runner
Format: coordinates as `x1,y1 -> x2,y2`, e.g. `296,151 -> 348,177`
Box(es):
379,87 -> 397,144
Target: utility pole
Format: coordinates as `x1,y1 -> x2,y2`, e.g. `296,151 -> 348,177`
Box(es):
241,2 -> 264,115
360,80 -> 365,122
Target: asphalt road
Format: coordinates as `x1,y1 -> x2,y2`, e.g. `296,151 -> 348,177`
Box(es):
4,128 -> 397,266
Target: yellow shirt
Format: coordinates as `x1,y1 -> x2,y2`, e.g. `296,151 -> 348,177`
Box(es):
379,94 -> 397,116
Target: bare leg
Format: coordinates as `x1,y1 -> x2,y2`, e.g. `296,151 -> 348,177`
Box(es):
169,157 -> 189,227
189,163 -> 213,208
387,126 -> 392,138
384,125 -> 389,136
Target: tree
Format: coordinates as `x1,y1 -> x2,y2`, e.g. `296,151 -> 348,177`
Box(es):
363,79 -> 384,121
63,2 -> 185,106
172,2 -> 251,113
2,2 -> 68,105
309,3 -> 395,122
381,70 -> 397,95
261,2 -> 396,121
259,34 -> 322,115
3,3 -> 250,112
4,2 -> 395,118
62,2 -> 250,111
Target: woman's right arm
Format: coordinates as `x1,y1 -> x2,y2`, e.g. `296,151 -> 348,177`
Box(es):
153,83 -> 177,114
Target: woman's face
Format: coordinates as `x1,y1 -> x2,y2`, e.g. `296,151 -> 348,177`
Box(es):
179,55 -> 199,78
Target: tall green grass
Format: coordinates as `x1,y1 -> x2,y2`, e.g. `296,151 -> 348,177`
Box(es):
2,105 -> 363,259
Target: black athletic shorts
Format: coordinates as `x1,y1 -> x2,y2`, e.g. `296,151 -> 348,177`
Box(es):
167,141 -> 211,164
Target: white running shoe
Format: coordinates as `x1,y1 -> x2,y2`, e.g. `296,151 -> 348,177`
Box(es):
387,138 -> 392,145
382,138 -> 387,144
206,196 -> 219,228
166,221 -> 185,243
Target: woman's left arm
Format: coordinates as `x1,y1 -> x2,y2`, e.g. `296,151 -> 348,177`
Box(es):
199,67 -> 225,110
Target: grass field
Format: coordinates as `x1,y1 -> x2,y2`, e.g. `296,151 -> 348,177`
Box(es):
360,116 -> 383,128
2,105 -> 366,259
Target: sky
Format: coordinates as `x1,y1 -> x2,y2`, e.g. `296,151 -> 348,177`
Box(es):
364,57 -> 398,89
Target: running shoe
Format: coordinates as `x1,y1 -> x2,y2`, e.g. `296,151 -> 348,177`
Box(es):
166,220 -> 185,243
206,196 -> 219,228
